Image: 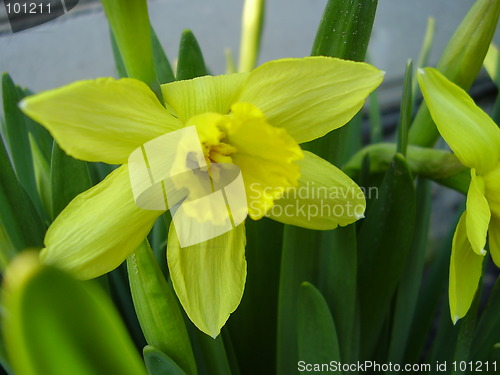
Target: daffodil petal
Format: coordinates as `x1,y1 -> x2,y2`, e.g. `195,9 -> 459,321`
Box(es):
41,165 -> 162,279
489,216 -> 500,267
466,170 -> 491,255
449,213 -> 484,324
484,163 -> 500,219
226,103 -> 303,219
237,57 -> 384,143
418,68 -> 500,174
167,223 -> 246,338
266,151 -> 366,230
161,73 -> 250,123
21,78 -> 182,164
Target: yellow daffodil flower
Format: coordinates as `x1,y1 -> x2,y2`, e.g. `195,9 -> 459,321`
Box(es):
21,57 -> 383,337
418,67 -> 500,323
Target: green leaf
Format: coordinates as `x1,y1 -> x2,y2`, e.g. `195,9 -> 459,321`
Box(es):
176,30 -> 208,81
277,2 -> 379,373
50,142 -> 92,219
144,346 -> 187,375
23,88 -> 53,162
277,228 -> 321,375
151,27 -> 175,84
471,276 -> 500,361
29,134 -> 51,218
426,299 -> 459,365
0,224 -> 16,271
397,60 -> 413,157
387,178 -> 431,364
127,241 -> 197,375
108,262 -> 147,350
316,227 -> 358,364
297,282 -> 341,366
307,0 -> 379,165
2,252 -> 148,375
149,213 -> 170,278
311,0 -> 378,61
109,28 -> 127,78
196,332 -> 232,375
404,208 -> 460,363
227,218 -> 283,374
484,43 -> 500,86
221,329 -> 242,375
0,113 -> 6,139
0,136 -> 45,252
412,17 -> 435,104
110,25 -> 174,86
484,44 -> 500,124
488,344 -> 500,361
277,226 -> 359,374
451,296 -> 479,375
368,87 -> 382,144
357,153 -> 416,357
409,0 -> 500,147
2,74 -> 38,209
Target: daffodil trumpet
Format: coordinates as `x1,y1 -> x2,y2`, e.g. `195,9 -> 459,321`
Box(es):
21,56 -> 383,337
418,67 -> 500,323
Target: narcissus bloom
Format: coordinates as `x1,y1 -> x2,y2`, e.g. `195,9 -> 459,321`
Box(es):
22,57 -> 383,337
419,67 -> 500,323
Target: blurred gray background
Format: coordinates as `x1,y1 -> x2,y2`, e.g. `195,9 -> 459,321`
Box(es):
1,0 -> 498,102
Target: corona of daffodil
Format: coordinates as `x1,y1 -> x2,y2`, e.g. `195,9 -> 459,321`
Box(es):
419,67 -> 500,323
21,57 -> 383,337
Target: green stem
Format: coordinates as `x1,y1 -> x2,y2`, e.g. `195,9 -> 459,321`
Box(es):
127,241 -> 197,375
238,0 -> 265,72
101,0 -> 162,101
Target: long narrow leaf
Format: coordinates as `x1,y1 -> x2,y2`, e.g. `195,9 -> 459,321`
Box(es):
278,2 -> 379,373
0,137 -> 45,252
387,178 -> 431,365
227,218 -> 283,374
151,27 -> 175,84
143,346 -> 187,375
2,74 -> 39,211
357,154 -> 416,358
127,241 -> 197,375
297,282 -> 342,366
177,30 -> 208,81
470,276 -> 500,361
50,142 -> 92,219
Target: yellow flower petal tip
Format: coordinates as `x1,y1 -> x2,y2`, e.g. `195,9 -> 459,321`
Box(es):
453,315 -> 460,325
480,248 -> 487,255
356,212 -> 365,220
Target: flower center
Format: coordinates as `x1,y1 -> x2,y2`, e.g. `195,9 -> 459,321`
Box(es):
186,103 -> 304,219
186,112 -> 236,166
